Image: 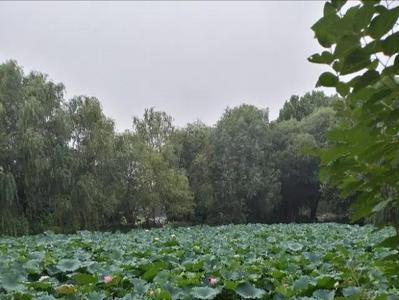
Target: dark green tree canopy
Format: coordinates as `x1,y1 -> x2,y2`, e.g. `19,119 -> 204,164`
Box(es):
278,91 -> 338,122
0,60 -> 346,235
210,104 -> 280,223
133,107 -> 174,151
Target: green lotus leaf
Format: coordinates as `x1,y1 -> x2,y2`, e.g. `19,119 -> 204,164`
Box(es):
293,276 -> 316,291
191,287 -> 221,299
86,291 -> 106,300
132,278 -> 149,296
35,295 -> 57,300
85,291 -> 107,300
55,284 -> 78,295
72,273 -> 97,284
285,241 -> 304,252
235,283 -> 266,299
56,259 -> 81,272
30,281 -> 52,291
312,289 -> 335,300
342,286 -> 362,298
0,271 -> 26,292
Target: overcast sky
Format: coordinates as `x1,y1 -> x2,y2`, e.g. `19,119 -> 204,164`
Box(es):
0,1 -> 329,131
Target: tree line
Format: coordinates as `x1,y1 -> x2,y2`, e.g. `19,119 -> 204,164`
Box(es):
0,60 -> 348,236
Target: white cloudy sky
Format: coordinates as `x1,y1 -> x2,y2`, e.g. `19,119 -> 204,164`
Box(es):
0,1 -> 330,131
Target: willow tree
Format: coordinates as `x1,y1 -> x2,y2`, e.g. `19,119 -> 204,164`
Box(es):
0,61 -> 71,234
170,122 -> 214,223
0,61 -> 24,235
67,96 -> 117,230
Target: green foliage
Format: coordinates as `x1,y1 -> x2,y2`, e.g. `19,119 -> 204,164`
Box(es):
131,109 -> 194,223
0,59 -> 351,234
0,224 -> 398,299
210,105 -> 280,223
0,170 -> 17,208
310,0 -> 399,254
68,96 -> 118,230
133,107 -> 174,151
277,91 -> 337,122
191,287 -> 221,299
170,120 -> 214,224
271,106 -> 339,222
0,60 -> 69,235
56,259 -> 81,272
0,61 -> 194,234
235,283 -> 265,299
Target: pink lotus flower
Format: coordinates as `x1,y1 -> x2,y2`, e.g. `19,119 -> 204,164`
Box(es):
208,277 -> 218,286
104,275 -> 113,284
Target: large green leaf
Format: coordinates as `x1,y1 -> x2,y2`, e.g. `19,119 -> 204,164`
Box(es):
56,259 -> 81,272
331,0 -> 347,10
381,32 -> 399,56
72,273 -> 97,284
132,278 -> 149,296
0,272 -> 26,292
284,241 -> 304,252
294,276 -> 316,291
349,70 -> 379,92
308,52 -> 334,64
368,6 -> 399,39
190,287 -> 221,299
353,3 -> 375,31
235,283 -> 266,299
55,284 -> 78,295
340,48 -> 371,75
334,34 -> 361,58
316,275 -> 337,289
142,262 -> 169,281
24,259 -> 42,274
311,14 -> 342,47
342,286 -> 362,298
86,291 -> 106,300
377,235 -> 399,248
350,192 -> 379,221
316,72 -> 339,87
36,296 -> 57,300
313,289 -> 335,300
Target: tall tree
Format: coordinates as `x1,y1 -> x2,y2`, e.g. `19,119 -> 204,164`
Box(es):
271,107 -> 337,222
133,107 -> 174,151
67,96 -> 117,230
170,122 -> 214,222
278,91 -> 337,122
132,109 -> 194,224
0,61 -> 25,235
0,61 -> 71,234
210,105 -> 280,224
271,120 -> 317,222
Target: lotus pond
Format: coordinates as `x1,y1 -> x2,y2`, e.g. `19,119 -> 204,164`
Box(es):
0,223 -> 398,300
